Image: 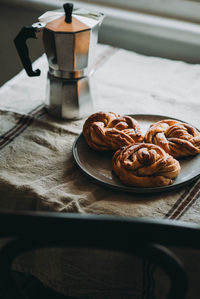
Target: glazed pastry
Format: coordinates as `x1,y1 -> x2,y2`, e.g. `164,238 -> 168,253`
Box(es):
112,143 -> 181,187
144,119 -> 200,158
83,112 -> 143,151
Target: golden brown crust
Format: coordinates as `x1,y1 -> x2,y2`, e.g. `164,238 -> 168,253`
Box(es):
144,119 -> 200,158
112,143 -> 181,187
83,112 -> 143,151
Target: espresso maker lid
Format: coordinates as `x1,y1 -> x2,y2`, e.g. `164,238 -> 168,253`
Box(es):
38,3 -> 104,33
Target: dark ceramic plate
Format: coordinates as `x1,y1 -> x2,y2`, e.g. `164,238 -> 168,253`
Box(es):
73,114 -> 200,193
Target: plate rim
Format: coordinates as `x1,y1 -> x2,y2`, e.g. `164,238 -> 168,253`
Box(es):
72,113 -> 200,194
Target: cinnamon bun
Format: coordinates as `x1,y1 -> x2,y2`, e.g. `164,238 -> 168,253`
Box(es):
83,112 -> 143,151
144,119 -> 200,158
112,143 -> 181,187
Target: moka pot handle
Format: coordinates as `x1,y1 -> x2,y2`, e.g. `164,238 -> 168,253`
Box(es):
14,24 -> 44,77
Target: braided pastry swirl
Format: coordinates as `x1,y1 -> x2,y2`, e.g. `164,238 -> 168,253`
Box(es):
144,119 -> 200,158
83,112 -> 143,151
112,143 -> 181,187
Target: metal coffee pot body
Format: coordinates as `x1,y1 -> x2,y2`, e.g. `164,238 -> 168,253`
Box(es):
14,3 -> 104,119
43,17 -> 99,79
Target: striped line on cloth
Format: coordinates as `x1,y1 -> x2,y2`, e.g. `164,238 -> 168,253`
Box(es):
29,104 -> 47,117
0,104 -> 46,150
164,184 -> 193,219
93,47 -> 118,70
167,178 -> 200,220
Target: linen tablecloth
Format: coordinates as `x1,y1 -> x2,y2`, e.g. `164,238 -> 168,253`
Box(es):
0,44 -> 200,298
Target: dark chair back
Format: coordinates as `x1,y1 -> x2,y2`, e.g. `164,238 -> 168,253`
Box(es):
0,211 -> 199,299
